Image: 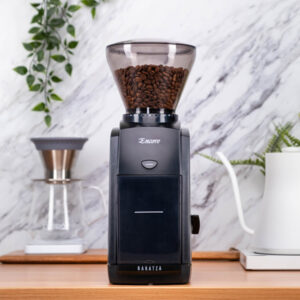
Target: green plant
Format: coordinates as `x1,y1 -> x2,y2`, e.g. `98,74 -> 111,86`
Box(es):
199,122 -> 299,175
81,0 -> 107,18
13,0 -> 106,127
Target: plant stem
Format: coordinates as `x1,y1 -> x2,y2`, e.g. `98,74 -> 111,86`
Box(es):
44,50 -> 51,108
42,0 -> 50,110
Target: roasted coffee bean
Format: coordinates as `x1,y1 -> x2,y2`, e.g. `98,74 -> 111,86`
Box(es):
115,64 -> 188,110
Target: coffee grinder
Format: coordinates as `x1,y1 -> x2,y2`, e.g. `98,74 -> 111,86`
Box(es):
106,40 -> 199,284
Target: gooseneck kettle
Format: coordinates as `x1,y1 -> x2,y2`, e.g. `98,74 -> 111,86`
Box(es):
217,147 -> 300,254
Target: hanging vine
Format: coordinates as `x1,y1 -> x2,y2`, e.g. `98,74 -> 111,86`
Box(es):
13,0 -> 106,127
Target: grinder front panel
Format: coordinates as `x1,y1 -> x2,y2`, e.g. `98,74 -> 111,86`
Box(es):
119,127 -> 180,175
117,127 -> 181,264
117,175 -> 181,264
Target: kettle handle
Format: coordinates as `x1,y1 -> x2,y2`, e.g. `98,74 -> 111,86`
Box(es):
216,152 -> 254,235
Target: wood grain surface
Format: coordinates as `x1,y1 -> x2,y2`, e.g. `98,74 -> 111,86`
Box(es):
1,261 -> 300,299
0,249 -> 108,264
0,249 -> 239,263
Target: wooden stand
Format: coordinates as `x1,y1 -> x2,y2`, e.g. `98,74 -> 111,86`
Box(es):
1,259 -> 300,299
0,249 -> 239,264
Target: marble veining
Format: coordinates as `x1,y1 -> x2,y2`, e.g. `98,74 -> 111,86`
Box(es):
0,0 -> 300,254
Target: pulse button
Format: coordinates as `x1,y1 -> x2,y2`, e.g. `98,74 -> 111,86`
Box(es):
141,160 -> 158,169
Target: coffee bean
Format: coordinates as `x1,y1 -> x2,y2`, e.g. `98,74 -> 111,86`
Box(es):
115,64 -> 188,110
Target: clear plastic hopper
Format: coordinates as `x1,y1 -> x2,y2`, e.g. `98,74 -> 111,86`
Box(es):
106,40 -> 196,113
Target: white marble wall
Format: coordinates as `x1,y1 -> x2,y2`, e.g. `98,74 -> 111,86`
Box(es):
1,0 -> 300,254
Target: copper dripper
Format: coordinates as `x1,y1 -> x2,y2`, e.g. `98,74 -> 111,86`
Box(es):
31,137 -> 88,181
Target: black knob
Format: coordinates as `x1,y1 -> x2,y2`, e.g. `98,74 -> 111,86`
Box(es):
191,215 -> 200,234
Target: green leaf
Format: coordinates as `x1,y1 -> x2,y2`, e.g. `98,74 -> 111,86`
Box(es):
50,93 -> 63,101
46,43 -> 55,51
198,153 -> 222,165
285,131 -> 300,146
65,63 -> 72,76
68,41 -> 78,49
33,64 -> 45,72
68,5 -> 81,12
48,36 -> 60,44
31,14 -> 42,24
91,7 -> 96,18
81,0 -> 98,7
51,54 -> 66,62
32,31 -> 45,40
29,27 -> 40,34
47,36 -> 60,49
81,0 -> 92,6
51,75 -> 62,82
50,18 -> 65,28
32,102 -> 45,111
26,74 -> 35,87
47,7 -> 56,19
44,115 -> 52,127
31,3 -> 41,8
67,24 -> 75,37
49,0 -> 61,5
23,43 -> 33,51
13,66 -> 28,75
264,123 -> 293,153
37,49 -> 44,61
30,84 -> 41,91
30,41 -> 42,48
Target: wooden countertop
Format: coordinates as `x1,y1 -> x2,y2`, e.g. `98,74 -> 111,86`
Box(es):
1,261 -> 300,299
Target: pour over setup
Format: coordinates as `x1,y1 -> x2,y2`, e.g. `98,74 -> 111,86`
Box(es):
106,40 -> 199,284
26,138 -> 105,254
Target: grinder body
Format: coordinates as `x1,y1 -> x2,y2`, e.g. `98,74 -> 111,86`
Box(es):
108,117 -> 191,284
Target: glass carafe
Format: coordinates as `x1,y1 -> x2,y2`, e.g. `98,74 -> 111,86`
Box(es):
26,179 -> 105,254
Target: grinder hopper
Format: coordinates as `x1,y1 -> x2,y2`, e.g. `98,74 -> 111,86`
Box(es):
106,40 -> 196,113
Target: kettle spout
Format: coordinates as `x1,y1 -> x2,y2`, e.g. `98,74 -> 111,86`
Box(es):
216,152 -> 254,235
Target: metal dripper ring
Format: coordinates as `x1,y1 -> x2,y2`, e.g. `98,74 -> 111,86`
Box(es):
31,137 -> 88,181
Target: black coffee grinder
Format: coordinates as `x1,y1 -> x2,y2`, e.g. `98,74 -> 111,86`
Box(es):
106,40 -> 199,284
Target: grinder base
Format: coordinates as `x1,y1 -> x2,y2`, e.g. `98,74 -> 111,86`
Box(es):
108,264 -> 190,285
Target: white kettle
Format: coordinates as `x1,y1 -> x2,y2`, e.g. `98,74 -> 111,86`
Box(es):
217,147 -> 300,254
